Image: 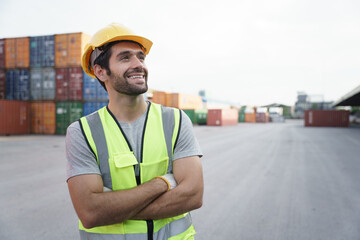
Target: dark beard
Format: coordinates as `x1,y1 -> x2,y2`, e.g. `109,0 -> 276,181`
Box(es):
110,70 -> 148,96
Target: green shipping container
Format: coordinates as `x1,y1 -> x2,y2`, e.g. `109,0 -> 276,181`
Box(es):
195,109 -> 208,125
239,111 -> 245,122
56,101 -> 83,134
183,109 -> 196,124
183,109 -> 208,125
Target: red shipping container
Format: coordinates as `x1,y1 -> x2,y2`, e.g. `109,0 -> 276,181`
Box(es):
0,69 -> 5,99
0,100 -> 30,135
256,112 -> 269,123
207,109 -> 238,126
0,39 -> 5,68
56,67 -> 83,100
304,110 -> 350,127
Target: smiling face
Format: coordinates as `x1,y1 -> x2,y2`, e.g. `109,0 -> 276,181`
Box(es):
106,41 -> 149,96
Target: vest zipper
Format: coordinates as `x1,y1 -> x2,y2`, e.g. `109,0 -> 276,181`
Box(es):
147,220 -> 154,240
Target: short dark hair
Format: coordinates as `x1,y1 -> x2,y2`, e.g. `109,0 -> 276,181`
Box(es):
93,40 -> 145,91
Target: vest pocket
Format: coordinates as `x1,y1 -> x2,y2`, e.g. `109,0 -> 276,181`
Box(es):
110,152 -> 138,190
140,157 -> 169,183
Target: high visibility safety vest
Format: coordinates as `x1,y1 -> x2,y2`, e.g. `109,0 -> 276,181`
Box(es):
78,102 -> 196,240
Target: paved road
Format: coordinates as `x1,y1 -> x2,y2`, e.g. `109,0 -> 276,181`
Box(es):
1,120 -> 360,240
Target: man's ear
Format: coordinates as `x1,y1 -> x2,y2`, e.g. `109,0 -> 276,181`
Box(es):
93,65 -> 107,83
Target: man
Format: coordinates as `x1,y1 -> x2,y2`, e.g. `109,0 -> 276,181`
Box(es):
66,23 -> 204,240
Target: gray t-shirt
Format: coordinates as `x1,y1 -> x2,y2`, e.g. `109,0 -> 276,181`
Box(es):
66,107 -> 202,181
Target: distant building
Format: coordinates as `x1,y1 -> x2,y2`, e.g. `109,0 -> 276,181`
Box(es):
294,92 -> 334,118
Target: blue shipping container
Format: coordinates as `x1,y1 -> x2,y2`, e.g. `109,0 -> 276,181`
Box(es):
6,69 -> 30,100
83,101 -> 108,116
30,35 -> 55,67
83,71 -> 109,100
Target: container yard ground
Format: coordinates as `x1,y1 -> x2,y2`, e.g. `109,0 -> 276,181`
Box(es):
1,119 -> 360,240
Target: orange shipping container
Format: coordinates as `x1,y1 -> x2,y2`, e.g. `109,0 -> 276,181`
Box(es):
5,38 -> 16,68
152,91 -> 167,105
245,113 -> 256,123
55,33 -> 90,67
31,102 -> 56,134
5,38 -> 30,68
207,109 -> 238,126
0,100 -> 30,135
166,93 -> 202,109
16,37 -> 30,68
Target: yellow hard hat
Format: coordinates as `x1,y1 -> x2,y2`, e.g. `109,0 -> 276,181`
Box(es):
81,23 -> 153,78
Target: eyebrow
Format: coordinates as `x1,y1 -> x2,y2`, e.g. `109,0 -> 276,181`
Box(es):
116,50 -> 146,58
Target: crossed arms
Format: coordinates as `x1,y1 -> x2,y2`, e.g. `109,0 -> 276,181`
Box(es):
67,156 -> 204,229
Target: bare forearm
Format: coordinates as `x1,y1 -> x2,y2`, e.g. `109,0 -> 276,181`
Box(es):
132,182 -> 203,220
69,178 -> 168,228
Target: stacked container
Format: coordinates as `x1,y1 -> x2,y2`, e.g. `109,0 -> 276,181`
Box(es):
31,102 -> 56,134
183,109 -> 208,125
56,101 -> 83,134
82,72 -> 108,116
166,93 -> 202,109
0,100 -> 30,135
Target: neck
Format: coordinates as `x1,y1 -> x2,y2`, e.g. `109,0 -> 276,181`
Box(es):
107,93 -> 148,123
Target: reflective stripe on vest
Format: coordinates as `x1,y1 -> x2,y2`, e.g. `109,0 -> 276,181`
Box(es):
78,102 -> 195,240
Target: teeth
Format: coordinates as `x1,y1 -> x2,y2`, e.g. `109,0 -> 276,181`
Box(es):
128,75 -> 143,79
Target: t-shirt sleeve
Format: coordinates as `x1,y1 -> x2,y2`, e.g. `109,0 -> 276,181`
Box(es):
65,121 -> 101,181
172,110 -> 203,161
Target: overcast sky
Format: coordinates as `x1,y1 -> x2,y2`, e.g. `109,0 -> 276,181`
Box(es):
1,0 -> 359,106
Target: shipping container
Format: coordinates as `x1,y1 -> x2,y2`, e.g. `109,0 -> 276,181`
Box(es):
183,109 -> 195,123
30,68 -> 56,100
0,69 -> 5,99
245,113 -> 256,123
304,110 -> 350,127
5,38 -> 16,68
0,39 -> 5,68
16,37 -> 30,68
6,69 -> 30,100
239,111 -> 245,122
83,101 -> 108,116
166,93 -> 202,109
30,35 -> 55,67
256,112 -> 269,123
55,33 -> 90,67
56,101 -> 83,134
207,109 -> 238,126
31,102 -> 56,134
0,100 -> 30,135
151,91 -> 167,105
83,72 -> 109,100
56,67 -> 83,100
195,109 -> 208,125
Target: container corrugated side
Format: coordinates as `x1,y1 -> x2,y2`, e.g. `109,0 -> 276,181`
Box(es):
97,83 -> 108,100
83,73 -> 97,100
56,101 -> 83,134
6,69 -> 30,100
239,111 -> 245,122
0,69 -> 5,99
5,38 -> 16,69
55,68 -> 69,100
0,39 -> 5,68
83,101 -> 108,116
0,100 -> 30,135
15,37 -> 30,68
31,102 -> 56,134
55,33 -> 90,67
30,35 -> 55,67
42,68 -> 56,100
304,110 -> 350,127
30,68 -> 42,100
68,67 -> 83,100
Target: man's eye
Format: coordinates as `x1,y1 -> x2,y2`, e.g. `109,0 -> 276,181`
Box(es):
121,56 -> 129,60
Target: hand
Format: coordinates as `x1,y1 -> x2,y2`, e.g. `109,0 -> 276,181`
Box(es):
156,174 -> 178,190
